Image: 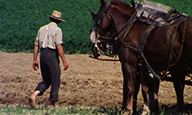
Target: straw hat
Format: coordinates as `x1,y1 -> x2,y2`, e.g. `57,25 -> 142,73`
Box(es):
49,10 -> 65,22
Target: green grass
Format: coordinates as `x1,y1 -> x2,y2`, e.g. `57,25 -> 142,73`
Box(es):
0,104 -> 123,115
0,0 -> 192,53
1,104 -> 192,115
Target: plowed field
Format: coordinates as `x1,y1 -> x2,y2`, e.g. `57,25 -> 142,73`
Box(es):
1,52 -> 192,110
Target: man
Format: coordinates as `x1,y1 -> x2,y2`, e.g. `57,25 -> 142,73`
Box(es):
29,10 -> 68,111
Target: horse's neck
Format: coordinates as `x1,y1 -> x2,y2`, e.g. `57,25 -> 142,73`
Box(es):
109,4 -> 136,34
110,11 -> 133,34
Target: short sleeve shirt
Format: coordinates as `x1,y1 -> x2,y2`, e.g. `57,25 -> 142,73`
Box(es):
34,22 -> 63,49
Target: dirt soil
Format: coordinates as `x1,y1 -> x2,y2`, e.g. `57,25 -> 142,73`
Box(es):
0,52 -> 192,109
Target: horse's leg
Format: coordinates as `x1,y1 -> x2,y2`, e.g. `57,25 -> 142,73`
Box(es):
141,71 -> 151,115
133,73 -> 140,114
170,69 -> 185,109
121,62 -> 137,114
141,83 -> 150,115
136,65 -> 150,115
141,71 -> 160,115
149,77 -> 159,113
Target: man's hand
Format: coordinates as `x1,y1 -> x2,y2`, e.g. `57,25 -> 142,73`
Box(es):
57,45 -> 68,70
33,45 -> 39,71
33,60 -> 39,70
63,62 -> 68,70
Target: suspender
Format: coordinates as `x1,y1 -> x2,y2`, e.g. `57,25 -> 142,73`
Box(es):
42,25 -> 49,48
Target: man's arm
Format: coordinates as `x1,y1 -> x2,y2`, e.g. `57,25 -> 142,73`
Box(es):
57,44 -> 68,70
33,45 -> 39,70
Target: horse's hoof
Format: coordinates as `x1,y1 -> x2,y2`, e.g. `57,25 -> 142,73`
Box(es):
141,104 -> 150,115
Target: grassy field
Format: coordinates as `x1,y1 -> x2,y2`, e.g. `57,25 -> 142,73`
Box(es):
0,0 -> 191,53
1,0 -> 192,115
0,104 -> 192,115
0,104 -> 122,115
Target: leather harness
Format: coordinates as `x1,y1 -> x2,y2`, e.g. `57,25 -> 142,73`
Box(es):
119,15 -> 187,80
96,4 -> 188,80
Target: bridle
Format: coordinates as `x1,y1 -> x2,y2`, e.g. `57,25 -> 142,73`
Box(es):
93,3 -> 117,41
90,3 -> 117,56
91,3 -> 137,57
93,3 -> 137,42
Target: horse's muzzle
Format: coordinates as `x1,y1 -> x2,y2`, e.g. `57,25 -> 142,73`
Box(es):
90,30 -> 96,44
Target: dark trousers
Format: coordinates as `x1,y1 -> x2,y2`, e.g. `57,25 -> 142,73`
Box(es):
35,48 -> 61,102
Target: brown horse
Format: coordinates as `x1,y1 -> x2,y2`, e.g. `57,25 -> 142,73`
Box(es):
90,0 -> 192,114
90,1 -> 160,114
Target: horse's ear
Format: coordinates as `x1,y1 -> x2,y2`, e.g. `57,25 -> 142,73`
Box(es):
91,11 -> 95,17
131,0 -> 135,7
100,0 -> 106,6
172,8 -> 179,13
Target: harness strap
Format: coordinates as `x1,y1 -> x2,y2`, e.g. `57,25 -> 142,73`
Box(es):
137,25 -> 163,80
138,25 -> 155,51
122,25 -> 162,80
140,52 -> 162,80
118,11 -> 137,40
168,18 -> 187,66
162,17 -> 188,77
138,18 -> 187,80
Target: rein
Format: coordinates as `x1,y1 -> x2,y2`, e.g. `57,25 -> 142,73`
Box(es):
117,11 -> 137,40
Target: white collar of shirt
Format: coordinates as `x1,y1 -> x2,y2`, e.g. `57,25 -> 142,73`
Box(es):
49,22 -> 58,27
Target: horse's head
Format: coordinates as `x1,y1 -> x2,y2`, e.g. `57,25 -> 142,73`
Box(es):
90,0 -> 115,58
90,0 -> 136,58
